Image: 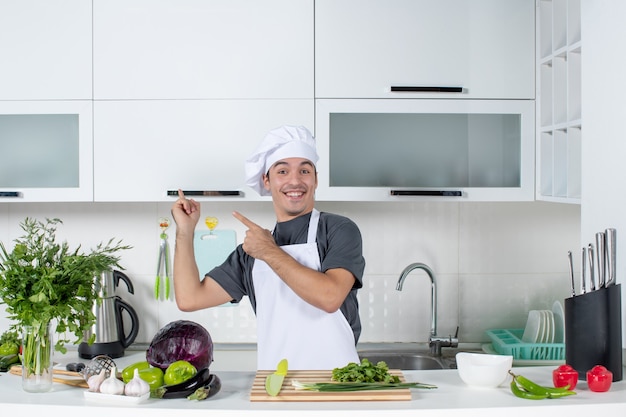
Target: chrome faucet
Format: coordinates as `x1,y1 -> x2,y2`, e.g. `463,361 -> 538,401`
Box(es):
396,262 -> 459,356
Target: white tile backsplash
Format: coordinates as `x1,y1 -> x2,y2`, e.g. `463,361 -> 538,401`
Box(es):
0,200 -> 580,347
458,273 -> 571,342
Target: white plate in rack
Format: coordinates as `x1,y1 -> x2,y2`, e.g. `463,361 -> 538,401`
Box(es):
552,300 -> 565,343
522,310 -> 542,343
546,310 -> 556,343
537,310 -> 548,343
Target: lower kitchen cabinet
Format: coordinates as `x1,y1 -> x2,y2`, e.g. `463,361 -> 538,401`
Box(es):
93,99 -> 314,202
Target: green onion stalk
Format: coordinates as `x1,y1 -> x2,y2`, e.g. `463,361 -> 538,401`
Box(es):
292,380 -> 438,392
21,321 -> 52,379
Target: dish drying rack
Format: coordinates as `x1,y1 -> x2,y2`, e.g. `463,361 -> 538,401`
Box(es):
486,329 -> 565,361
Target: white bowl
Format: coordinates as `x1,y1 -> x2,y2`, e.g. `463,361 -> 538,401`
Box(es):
456,352 -> 513,388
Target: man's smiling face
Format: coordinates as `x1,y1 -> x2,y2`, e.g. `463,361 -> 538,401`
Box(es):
263,157 -> 318,222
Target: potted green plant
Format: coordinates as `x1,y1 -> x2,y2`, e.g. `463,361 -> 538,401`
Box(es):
0,217 -> 131,392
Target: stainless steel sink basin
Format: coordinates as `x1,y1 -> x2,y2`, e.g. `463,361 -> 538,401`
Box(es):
358,350 -> 457,370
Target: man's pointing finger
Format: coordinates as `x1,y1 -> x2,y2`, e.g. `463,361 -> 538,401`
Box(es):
232,211 -> 259,229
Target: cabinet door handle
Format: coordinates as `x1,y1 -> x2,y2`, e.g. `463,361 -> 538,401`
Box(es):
390,190 -> 462,197
0,191 -> 22,198
167,190 -> 244,197
390,86 -> 463,93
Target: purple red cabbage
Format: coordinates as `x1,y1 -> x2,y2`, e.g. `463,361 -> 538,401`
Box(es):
146,320 -> 213,371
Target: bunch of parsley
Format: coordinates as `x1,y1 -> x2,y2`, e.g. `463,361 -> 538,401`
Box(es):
0,217 -> 131,354
331,358 -> 401,383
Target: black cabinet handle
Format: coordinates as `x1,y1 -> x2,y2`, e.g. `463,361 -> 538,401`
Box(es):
167,190 -> 244,197
390,190 -> 462,197
390,86 -> 463,93
0,191 -> 21,198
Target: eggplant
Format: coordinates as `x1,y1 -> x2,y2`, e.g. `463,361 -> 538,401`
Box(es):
187,374 -> 222,400
0,354 -> 20,372
66,362 -> 85,373
153,367 -> 211,399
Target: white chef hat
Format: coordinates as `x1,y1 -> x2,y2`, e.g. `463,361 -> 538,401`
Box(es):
245,125 -> 318,196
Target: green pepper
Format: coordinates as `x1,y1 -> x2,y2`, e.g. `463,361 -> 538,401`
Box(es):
164,360 -> 197,386
0,342 -> 19,356
122,360 -> 151,383
138,367 -> 165,391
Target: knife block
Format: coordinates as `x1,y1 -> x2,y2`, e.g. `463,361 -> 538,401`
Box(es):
564,284 -> 622,381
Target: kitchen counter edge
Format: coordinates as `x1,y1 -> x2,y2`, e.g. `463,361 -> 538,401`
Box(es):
1,357 -> 625,417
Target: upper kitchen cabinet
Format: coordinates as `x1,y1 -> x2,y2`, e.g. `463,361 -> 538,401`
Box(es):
0,101 -> 94,202
315,0 -> 535,100
93,0 -> 314,100
93,99 -> 314,202
536,0 -> 581,203
315,99 -> 535,202
0,0 -> 92,100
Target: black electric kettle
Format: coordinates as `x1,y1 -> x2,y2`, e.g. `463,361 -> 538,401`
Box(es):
78,270 -> 139,359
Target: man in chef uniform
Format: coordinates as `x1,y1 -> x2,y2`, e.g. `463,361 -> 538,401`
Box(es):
171,125 -> 365,370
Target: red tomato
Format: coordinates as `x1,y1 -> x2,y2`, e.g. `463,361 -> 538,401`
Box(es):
553,364 -> 578,390
586,365 -> 613,392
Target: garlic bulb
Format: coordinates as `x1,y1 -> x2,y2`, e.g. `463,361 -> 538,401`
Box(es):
99,366 -> 125,395
124,368 -> 150,397
87,368 -> 106,392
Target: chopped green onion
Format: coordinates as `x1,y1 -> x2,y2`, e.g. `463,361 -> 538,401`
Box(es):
291,380 -> 437,392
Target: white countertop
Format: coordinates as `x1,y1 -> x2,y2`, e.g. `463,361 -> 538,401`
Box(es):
1,351 -> 625,417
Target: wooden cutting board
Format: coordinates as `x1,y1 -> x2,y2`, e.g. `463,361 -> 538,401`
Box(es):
9,365 -> 88,388
250,370 -> 412,402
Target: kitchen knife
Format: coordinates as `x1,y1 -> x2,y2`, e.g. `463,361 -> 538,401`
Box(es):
588,244 -> 596,291
581,246 -> 587,294
596,232 -> 606,288
568,251 -> 575,297
605,228 -> 617,286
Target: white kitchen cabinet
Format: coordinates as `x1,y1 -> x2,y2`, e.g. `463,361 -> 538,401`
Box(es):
536,0 -> 581,203
0,101 -> 93,202
580,0 -> 626,348
0,0 -> 92,100
93,0 -> 313,100
315,99 -> 535,202
93,100 -> 314,202
315,0 -> 535,100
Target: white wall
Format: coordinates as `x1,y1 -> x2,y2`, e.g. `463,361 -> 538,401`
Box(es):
0,200 -> 580,347
581,0 -> 626,344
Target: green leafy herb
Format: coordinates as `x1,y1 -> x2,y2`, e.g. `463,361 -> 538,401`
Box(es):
0,217 -> 131,354
292,381 -> 437,392
0,329 -> 19,347
332,358 -> 400,383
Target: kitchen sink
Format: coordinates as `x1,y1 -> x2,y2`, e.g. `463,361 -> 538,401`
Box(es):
358,350 -> 457,370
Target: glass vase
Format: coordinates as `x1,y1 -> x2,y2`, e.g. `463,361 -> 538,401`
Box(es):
21,322 -> 53,393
